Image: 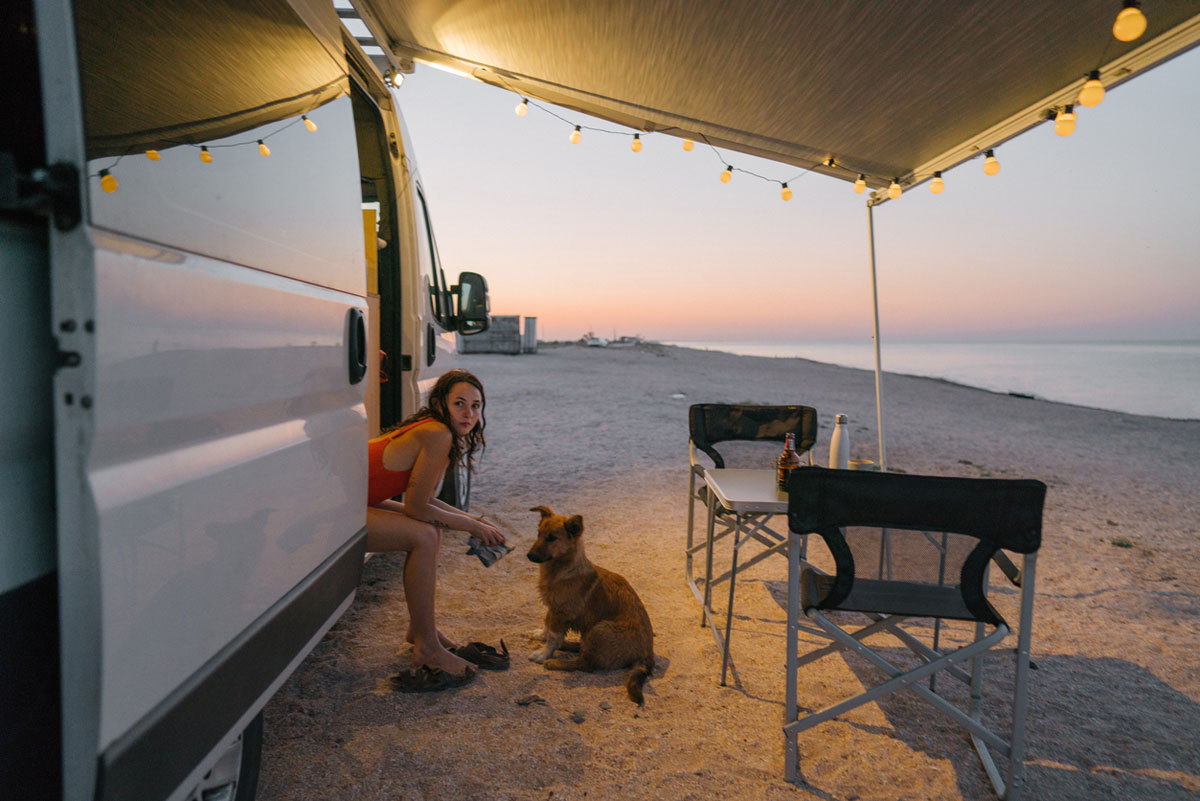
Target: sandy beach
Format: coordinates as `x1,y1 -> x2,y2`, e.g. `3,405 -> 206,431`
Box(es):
256,343 -> 1200,801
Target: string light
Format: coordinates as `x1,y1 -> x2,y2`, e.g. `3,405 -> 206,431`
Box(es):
145,150 -> 160,161
496,87 -> 1037,206
257,140 -> 271,157
99,169 -> 118,193
1054,105 -> 1077,137
1112,0 -> 1147,41
1078,70 -> 1105,107
303,115 -> 318,132
983,149 -> 1000,175
200,146 -> 213,164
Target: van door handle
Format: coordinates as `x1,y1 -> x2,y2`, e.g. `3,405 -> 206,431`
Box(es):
426,324 -> 436,366
347,308 -> 367,384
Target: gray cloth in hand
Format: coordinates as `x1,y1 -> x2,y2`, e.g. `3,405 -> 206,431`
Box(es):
467,536 -> 513,567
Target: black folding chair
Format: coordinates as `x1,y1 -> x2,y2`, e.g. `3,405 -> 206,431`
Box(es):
685,403 -> 817,682
784,467 -> 1045,799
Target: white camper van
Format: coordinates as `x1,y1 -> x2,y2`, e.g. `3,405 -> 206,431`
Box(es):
1,1 -> 488,800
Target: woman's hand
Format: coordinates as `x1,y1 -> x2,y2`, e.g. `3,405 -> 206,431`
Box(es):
472,515 -> 506,546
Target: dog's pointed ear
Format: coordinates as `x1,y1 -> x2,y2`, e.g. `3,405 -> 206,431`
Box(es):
565,515 -> 584,538
529,505 -> 555,520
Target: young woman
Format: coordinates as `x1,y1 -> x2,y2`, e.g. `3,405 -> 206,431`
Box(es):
367,369 -> 505,686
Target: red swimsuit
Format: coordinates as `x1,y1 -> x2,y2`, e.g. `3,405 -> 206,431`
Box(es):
367,419 -> 429,506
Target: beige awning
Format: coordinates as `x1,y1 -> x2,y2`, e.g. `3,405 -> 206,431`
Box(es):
78,0 -> 350,159
350,0 -> 1200,201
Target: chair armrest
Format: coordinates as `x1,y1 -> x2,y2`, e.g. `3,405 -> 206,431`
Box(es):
991,550 -> 1022,587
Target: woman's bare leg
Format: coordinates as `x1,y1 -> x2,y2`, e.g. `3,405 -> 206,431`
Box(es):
367,504 -> 472,676
374,501 -> 457,650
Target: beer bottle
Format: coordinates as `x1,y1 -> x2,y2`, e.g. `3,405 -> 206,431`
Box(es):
776,432 -> 801,491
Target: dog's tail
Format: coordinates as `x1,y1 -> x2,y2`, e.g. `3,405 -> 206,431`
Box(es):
625,657 -> 655,706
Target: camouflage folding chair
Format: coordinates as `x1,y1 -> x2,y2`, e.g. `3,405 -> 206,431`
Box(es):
685,403 -> 817,683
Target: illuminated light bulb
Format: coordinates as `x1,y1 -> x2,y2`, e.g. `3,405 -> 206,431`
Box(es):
257,140 -> 271,157
781,183 -> 792,201
1113,1 -> 1147,41
99,169 -> 117,194
854,174 -> 866,194
570,125 -> 581,144
720,165 -> 733,183
1078,71 -> 1105,107
303,115 -> 318,132
145,149 -> 160,161
887,179 -> 901,200
1054,105 -> 1077,137
983,149 -> 1000,175
200,146 -> 213,164
930,172 -> 944,194
682,138 -> 694,151
631,134 -> 642,153
515,98 -> 528,117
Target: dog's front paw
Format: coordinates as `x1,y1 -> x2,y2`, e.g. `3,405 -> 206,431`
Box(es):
529,649 -> 549,664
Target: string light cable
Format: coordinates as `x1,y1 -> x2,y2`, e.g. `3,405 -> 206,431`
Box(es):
495,72 -> 913,202
88,111 -> 319,191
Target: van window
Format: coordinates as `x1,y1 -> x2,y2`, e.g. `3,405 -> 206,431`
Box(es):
415,187 -> 452,327
74,0 -> 363,295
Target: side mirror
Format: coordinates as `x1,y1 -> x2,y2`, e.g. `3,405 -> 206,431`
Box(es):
453,271 -> 489,335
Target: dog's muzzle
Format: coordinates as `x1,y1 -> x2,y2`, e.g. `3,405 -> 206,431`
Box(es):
526,550 -> 548,563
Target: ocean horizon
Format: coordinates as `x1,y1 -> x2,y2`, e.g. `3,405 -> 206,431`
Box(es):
660,339 -> 1200,420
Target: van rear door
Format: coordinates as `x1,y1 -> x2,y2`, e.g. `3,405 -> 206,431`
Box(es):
35,1 -> 369,798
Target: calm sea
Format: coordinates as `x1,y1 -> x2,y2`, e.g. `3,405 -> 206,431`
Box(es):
661,340 -> 1200,420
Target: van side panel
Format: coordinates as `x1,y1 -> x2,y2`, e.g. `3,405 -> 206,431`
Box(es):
89,236 -> 367,748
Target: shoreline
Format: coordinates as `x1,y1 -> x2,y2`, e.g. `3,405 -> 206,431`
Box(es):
258,343 -> 1200,801
653,340 -> 1200,421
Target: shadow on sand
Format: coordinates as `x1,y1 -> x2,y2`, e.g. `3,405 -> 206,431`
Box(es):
761,580 -> 1199,800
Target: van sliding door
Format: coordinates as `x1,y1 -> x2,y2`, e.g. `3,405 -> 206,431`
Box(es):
38,1 -> 369,799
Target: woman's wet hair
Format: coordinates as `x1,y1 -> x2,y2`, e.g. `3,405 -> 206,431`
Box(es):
399,369 -> 486,470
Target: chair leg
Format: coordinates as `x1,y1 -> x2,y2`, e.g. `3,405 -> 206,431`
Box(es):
1004,554 -> 1038,800
784,531 -> 801,782
786,611 -> 1012,754
685,468 -> 696,585
720,516 -> 742,686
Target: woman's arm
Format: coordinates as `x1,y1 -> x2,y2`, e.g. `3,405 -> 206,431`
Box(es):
426,497 -> 505,542
399,426 -> 506,545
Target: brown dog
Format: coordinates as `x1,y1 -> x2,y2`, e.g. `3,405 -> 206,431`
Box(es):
526,505 -> 655,705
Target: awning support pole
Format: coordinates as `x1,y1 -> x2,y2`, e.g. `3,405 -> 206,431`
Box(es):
867,202 -> 888,472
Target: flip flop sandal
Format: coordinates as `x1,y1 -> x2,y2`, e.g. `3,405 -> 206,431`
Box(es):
450,640 -> 510,670
388,664 -> 476,693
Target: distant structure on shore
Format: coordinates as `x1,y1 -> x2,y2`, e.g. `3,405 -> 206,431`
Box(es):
458,315 -> 538,354
577,332 -> 643,348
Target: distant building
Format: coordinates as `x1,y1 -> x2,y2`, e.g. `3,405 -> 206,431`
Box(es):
458,315 -> 538,355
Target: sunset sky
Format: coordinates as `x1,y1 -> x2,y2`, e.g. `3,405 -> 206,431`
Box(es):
393,46 -> 1200,344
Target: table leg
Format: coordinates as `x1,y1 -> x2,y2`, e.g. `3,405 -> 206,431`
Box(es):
720,513 -> 742,686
